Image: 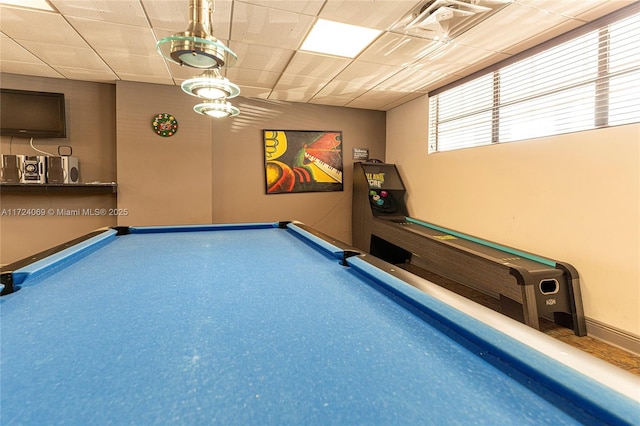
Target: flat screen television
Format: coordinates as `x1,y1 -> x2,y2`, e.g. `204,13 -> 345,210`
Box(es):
0,89 -> 66,138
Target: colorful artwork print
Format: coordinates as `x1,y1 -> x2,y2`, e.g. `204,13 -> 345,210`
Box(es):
264,130 -> 343,194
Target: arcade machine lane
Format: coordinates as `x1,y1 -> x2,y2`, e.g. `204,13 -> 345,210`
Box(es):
352,161 -> 586,336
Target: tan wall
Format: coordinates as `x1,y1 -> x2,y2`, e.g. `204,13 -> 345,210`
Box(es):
386,94 -> 640,337
1,74 -> 117,265
115,81 -> 214,226
115,81 -> 386,243
2,76 -> 384,265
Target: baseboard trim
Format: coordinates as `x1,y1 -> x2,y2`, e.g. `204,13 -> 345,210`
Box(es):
586,317 -> 640,355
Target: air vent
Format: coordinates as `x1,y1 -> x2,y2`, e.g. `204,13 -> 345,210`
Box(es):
394,0 -> 511,40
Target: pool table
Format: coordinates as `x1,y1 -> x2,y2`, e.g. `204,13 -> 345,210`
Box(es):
1,222 -> 638,425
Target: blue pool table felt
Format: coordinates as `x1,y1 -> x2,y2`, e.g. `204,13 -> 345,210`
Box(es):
1,223 -> 638,425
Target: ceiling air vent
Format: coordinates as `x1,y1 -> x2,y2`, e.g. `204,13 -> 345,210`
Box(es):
395,0 -> 512,40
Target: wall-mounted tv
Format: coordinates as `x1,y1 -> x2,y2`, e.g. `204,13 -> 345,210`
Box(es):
0,89 -> 67,138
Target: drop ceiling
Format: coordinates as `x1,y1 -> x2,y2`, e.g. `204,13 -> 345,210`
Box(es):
0,0 -> 635,111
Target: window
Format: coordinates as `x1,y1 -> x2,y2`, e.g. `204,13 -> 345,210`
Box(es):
428,7 -> 639,153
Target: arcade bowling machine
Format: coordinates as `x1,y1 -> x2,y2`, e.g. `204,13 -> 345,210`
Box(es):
352,161 -> 412,263
351,161 -> 586,336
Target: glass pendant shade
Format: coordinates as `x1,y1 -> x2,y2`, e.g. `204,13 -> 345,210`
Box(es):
156,0 -> 237,69
157,35 -> 237,69
194,99 -> 240,118
181,72 -> 240,99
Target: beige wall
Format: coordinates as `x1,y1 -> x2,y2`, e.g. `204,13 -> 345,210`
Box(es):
2,72 -> 637,342
116,81 -> 386,243
116,81 -> 214,226
386,94 -> 640,337
1,74 -> 117,265
1,76 -> 384,265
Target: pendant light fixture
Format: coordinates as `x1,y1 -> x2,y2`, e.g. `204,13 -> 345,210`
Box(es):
194,99 -> 240,118
157,0 -> 237,69
181,69 -> 240,100
157,0 -> 241,118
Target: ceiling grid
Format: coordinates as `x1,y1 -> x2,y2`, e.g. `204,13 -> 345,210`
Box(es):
0,0 -> 634,110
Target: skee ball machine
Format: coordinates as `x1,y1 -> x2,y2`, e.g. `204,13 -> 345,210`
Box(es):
352,161 -> 586,336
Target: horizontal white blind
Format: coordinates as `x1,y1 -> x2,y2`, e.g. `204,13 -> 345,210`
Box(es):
608,13 -> 640,126
428,74 -> 493,152
428,8 -> 640,153
498,31 -> 598,142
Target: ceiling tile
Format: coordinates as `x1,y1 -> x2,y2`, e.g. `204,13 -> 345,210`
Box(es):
0,0 -> 633,112
115,73 -> 174,85
454,2 -> 570,53
319,0 -> 417,30
382,91 -> 428,110
142,0 -> 189,33
489,1 -> 640,56
67,17 -> 159,55
50,0 -> 149,27
228,41 -> 294,73
239,0 -> 325,15
230,2 -> 315,50
0,61 -> 62,78
515,0 -> 636,20
270,73 -> 332,102
573,0 -> 638,21
17,40 -> 111,70
268,89 -> 315,103
272,73 -> 329,93
359,32 -> 444,66
234,85 -> 272,99
282,52 -> 350,80
53,66 -> 118,82
308,92 -> 355,107
208,0 -> 233,41
144,0 -> 232,39
0,6 -> 87,46
0,35 -> 45,64
225,67 -> 281,88
332,60 -> 402,87
376,65 -> 443,92
412,42 -> 509,76
346,87 -> 409,110
422,72 -> 467,91
315,80 -> 376,97
98,51 -> 170,78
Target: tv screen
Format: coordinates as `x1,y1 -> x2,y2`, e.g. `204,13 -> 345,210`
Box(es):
0,89 -> 66,138
361,163 -> 406,190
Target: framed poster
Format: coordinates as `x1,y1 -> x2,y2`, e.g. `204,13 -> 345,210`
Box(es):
264,130 -> 343,194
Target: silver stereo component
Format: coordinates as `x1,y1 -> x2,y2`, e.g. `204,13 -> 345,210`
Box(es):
18,155 -> 46,184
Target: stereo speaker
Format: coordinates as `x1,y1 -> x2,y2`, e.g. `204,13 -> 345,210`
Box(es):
47,156 -> 79,184
1,154 -> 21,183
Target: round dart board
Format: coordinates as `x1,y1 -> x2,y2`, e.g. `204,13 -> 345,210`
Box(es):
152,113 -> 178,137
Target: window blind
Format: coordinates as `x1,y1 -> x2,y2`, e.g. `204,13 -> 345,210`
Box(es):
428,7 -> 639,153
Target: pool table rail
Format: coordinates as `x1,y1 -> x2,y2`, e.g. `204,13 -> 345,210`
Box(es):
0,228 -> 115,296
348,252 -> 640,420
0,221 -> 364,297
